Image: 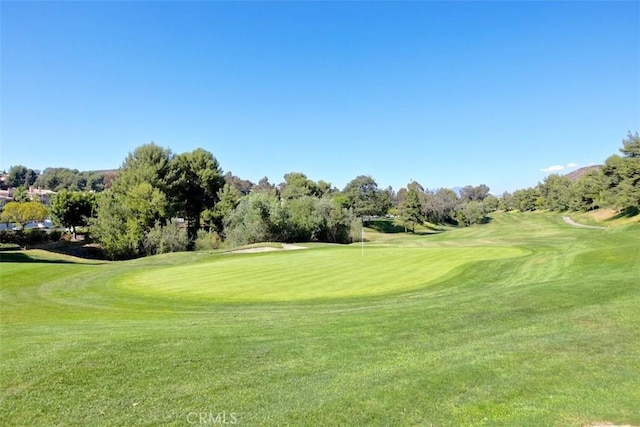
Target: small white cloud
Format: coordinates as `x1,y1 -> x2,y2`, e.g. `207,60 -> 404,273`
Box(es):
566,162 -> 578,168
540,164 -> 565,172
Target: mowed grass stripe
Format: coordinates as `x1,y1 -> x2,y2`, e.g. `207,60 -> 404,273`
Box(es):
116,246 -> 526,301
1,213 -> 639,426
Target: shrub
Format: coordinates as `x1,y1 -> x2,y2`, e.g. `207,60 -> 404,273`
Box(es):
0,230 -> 19,244
48,230 -> 63,242
0,229 -> 57,245
81,231 -> 93,243
143,220 -> 189,256
23,229 -> 48,245
349,217 -> 363,243
194,229 -> 221,251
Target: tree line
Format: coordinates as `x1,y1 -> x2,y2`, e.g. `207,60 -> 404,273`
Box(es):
1,132 -> 637,259
1,166 -> 113,192
500,131 -> 639,214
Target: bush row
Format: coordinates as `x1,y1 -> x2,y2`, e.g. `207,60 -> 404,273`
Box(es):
0,229 -> 65,246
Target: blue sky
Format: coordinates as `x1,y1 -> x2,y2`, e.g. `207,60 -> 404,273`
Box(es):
2,1 -> 639,194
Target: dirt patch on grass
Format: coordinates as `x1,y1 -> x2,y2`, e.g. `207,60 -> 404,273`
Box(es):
580,208 -> 639,225
587,208 -> 618,222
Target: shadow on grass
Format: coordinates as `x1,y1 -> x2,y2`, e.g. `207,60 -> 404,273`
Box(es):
364,220 -> 446,235
478,216 -> 494,225
365,221 -> 406,234
38,244 -> 106,260
611,207 -> 640,220
0,252 -> 76,264
409,229 -> 444,236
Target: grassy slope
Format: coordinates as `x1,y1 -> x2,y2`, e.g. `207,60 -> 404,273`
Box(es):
571,208 -> 640,227
1,213 -> 639,426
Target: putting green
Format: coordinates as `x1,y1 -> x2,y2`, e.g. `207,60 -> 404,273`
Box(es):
116,245 -> 526,301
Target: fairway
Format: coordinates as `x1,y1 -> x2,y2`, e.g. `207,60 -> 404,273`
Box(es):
1,212 -> 639,426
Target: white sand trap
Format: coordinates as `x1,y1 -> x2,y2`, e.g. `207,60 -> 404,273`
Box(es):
227,244 -> 307,254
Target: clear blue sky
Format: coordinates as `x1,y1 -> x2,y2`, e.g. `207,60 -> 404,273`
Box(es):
2,1 -> 639,194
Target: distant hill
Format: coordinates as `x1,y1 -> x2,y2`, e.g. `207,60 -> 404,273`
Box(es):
564,165 -> 601,182
83,169 -> 118,175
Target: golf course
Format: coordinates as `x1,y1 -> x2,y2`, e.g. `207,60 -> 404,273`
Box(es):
1,212 -> 639,426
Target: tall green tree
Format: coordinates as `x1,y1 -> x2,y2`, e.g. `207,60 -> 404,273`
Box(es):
316,180 -> 334,197
1,201 -> 48,230
342,175 -> 392,217
602,132 -> 640,211
538,174 -> 572,211
279,172 -> 317,200
123,183 -> 168,251
569,169 -> 606,211
113,143 -> 173,196
459,184 -> 490,202
90,184 -> 167,259
286,196 -> 324,241
90,192 -> 132,259
484,194 -> 500,212
91,143 -> 174,258
619,131 -> 640,158
50,191 -> 96,238
224,192 -> 277,247
423,188 -> 458,224
206,183 -> 242,234
170,148 -> 224,246
277,173 -> 333,200
34,168 -> 106,192
398,183 -> 423,233
513,188 -> 539,212
455,201 -> 487,226
254,177 -> 278,196
223,172 -> 254,195
499,191 -> 516,211
315,196 -> 353,243
35,167 -> 90,191
6,165 -> 38,188
21,201 -> 48,227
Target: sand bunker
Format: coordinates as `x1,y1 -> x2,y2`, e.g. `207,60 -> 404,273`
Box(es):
227,244 -> 307,254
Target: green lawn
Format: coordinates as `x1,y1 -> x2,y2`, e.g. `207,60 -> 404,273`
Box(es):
1,212 -> 639,426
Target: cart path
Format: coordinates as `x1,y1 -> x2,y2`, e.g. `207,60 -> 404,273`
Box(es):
562,216 -> 606,229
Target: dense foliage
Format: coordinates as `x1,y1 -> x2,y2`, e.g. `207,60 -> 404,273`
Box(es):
223,192 -> 355,247
504,132 -> 640,214
0,228 -> 62,246
0,201 -> 48,230
50,191 -> 96,238
2,165 -> 111,192
2,132 -> 637,259
4,165 -> 38,188
35,168 -> 111,192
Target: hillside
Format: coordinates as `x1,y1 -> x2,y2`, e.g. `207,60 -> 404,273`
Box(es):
564,165 -> 601,181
